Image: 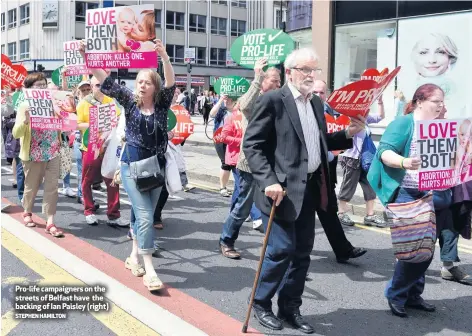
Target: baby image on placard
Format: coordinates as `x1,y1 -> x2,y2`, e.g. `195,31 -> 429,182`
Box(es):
115,7 -> 156,53
85,4 -> 157,69
454,118 -> 472,184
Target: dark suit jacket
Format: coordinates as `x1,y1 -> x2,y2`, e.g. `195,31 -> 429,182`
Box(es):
243,85 -> 353,222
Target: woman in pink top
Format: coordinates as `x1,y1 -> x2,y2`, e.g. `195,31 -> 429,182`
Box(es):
221,100 -> 242,167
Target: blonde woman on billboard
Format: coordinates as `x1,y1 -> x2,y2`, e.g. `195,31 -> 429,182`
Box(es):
411,33 -> 458,78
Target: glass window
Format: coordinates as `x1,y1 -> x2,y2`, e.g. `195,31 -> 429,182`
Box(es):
211,0 -> 227,5
231,19 -> 246,37
398,1 -> 472,18
166,44 -> 185,63
286,1 -> 312,32
20,4 -> 30,25
275,9 -> 286,30
8,9 -> 17,29
20,39 -> 29,59
210,48 -> 226,66
334,21 -> 397,119
8,42 -> 17,61
154,9 -> 161,28
231,0 -> 246,8
211,17 -> 226,35
189,14 -> 206,33
334,1 -> 397,25
190,46 -> 206,65
1,45 -> 5,54
76,2 -> 99,22
166,11 -> 185,30
1,13 -> 5,32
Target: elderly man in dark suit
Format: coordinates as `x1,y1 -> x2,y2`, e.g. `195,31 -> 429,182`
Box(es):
243,48 -> 366,333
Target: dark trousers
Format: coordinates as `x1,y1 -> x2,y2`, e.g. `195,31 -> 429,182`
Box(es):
317,206 -> 354,258
130,184 -> 169,224
254,176 -> 320,312
385,258 -> 433,306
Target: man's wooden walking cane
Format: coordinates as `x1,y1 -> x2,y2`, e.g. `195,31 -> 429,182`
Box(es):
242,191 -> 285,333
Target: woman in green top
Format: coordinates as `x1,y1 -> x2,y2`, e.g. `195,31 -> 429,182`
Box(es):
368,83 -> 445,318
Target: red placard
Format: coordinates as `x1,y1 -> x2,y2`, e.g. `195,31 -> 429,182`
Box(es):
325,113 -> 350,134
325,113 -> 351,156
170,105 -> 194,145
361,67 -> 389,82
213,127 -> 224,144
327,66 -> 401,118
1,54 -> 27,89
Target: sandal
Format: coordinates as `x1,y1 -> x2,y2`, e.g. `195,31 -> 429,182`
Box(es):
125,258 -> 146,277
219,244 -> 241,259
153,221 -> 164,230
45,223 -> 64,238
23,213 -> 36,227
143,274 -> 164,291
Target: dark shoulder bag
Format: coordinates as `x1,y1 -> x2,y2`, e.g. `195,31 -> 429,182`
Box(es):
125,113 -> 165,192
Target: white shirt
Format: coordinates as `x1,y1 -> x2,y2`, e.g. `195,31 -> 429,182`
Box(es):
288,82 -> 321,173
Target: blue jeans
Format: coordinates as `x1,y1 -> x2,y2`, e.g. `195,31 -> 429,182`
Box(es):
121,163 -> 163,255
385,188 -> 433,307
74,141 -> 83,198
230,169 -> 261,219
63,173 -> 71,189
15,157 -> 24,202
220,169 -> 261,247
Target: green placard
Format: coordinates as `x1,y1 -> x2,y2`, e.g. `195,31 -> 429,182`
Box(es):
214,76 -> 251,100
230,29 -> 295,69
83,128 -> 89,147
167,109 -> 177,131
51,66 -> 84,89
12,91 -> 25,111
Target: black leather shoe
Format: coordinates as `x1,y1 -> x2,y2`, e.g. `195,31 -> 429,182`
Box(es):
277,310 -> 314,334
388,300 -> 408,318
406,300 -> 436,312
336,247 -> 367,263
253,307 -> 283,330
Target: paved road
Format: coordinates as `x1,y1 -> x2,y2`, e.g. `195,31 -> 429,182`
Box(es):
1,160 -> 472,336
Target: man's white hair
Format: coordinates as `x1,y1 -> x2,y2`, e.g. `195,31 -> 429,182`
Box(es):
284,48 -> 319,69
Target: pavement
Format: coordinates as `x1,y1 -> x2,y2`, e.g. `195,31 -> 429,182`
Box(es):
2,156 -> 472,336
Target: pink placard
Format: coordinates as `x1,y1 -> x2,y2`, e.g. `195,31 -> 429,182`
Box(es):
84,5 -> 158,69
23,89 -> 75,131
63,41 -> 89,76
417,118 -> 472,190
86,103 -> 117,160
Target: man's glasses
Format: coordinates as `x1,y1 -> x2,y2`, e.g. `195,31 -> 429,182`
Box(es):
293,67 -> 322,76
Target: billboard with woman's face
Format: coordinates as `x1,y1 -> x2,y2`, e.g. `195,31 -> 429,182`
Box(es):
397,12 -> 472,120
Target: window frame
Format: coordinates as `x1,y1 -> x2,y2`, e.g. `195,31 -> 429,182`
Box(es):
189,14 -> 206,33
189,46 -> 207,65
154,9 -> 161,28
211,0 -> 227,5
166,44 -> 185,63
20,39 -> 30,60
210,47 -> 226,66
7,42 -> 17,61
211,17 -> 227,35
75,2 -> 99,23
20,3 -> 30,25
166,11 -> 185,31
1,13 -> 5,32
1,44 -> 5,54
231,0 -> 246,8
8,9 -> 17,29
230,19 -> 246,37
